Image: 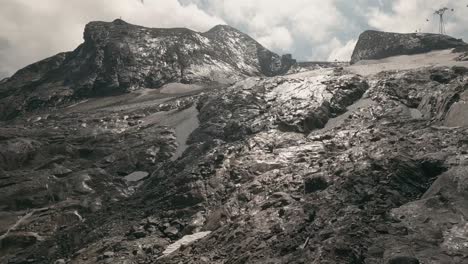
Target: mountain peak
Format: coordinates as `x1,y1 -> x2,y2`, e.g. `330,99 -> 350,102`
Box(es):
207,24 -> 238,33
112,18 -> 129,25
203,24 -> 251,41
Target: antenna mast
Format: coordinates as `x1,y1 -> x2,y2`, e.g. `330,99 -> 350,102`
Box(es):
434,7 -> 454,35
434,8 -> 448,34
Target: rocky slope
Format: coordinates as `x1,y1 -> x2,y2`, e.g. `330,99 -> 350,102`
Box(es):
351,30 -> 468,64
0,19 -> 295,121
1,25 -> 468,264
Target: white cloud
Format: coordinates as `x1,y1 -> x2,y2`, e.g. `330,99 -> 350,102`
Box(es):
191,0 -> 468,61
328,39 -> 357,61
367,0 -> 468,39
185,0 -> 349,54
0,0 -> 224,78
257,27 -> 294,52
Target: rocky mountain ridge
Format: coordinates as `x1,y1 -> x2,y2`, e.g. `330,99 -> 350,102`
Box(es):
351,30 -> 468,64
0,19 -> 295,121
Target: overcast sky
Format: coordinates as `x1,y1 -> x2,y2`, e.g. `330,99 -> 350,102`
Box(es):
1,0 -> 467,78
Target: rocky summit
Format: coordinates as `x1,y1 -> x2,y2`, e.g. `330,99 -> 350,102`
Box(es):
1,21 -> 468,264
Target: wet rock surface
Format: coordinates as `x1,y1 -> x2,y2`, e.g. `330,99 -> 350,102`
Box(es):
2,26 -> 468,264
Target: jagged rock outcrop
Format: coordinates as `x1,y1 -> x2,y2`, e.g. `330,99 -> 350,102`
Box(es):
351,30 -> 468,64
0,19 -> 295,121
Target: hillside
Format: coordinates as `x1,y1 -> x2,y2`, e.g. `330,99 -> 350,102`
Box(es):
1,24 -> 468,264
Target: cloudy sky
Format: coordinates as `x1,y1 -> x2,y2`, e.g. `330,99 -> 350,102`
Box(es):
1,0 -> 467,78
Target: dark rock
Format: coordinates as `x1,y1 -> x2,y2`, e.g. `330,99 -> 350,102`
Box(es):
304,176 -> 328,193
388,256 -> 420,264
133,230 -> 147,239
452,66 -> 468,75
430,69 -> 455,84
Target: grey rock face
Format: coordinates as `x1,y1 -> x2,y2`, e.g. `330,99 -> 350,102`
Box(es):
0,81 -> 203,263
146,67 -> 468,264
191,70 -> 368,142
0,20 -> 295,121
6,65 -> 464,264
351,30 -> 467,64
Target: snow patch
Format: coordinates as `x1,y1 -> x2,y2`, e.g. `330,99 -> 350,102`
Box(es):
161,231 -> 212,256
